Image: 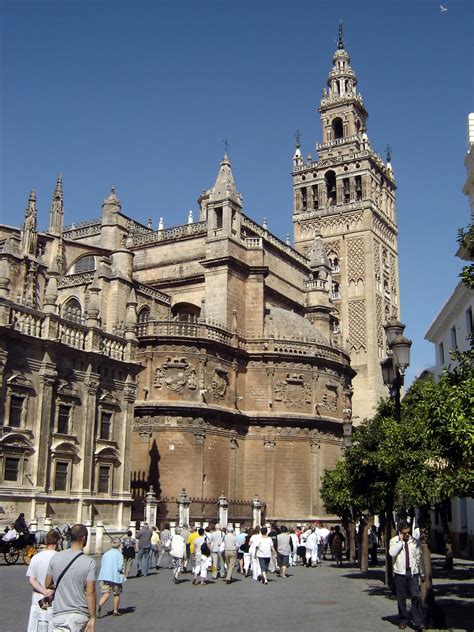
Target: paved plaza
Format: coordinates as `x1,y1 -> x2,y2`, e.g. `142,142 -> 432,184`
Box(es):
1,554 -> 472,632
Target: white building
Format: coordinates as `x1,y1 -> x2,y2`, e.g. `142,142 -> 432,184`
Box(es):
424,114 -> 474,557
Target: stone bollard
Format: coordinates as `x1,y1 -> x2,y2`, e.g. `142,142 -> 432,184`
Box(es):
202,522 -> 209,529
252,495 -> 263,527
170,521 -> 176,536
95,521 -> 104,555
218,492 -> 229,527
234,523 -> 241,535
194,522 -> 201,529
84,520 -> 92,555
30,518 -> 38,533
44,517 -> 52,531
129,521 -> 136,539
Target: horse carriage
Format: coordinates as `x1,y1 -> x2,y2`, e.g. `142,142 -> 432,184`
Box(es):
1,523 -> 71,565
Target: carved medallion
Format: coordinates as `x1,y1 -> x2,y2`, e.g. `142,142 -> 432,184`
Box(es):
211,366 -> 228,400
322,385 -> 338,411
153,357 -> 197,392
274,373 -> 312,408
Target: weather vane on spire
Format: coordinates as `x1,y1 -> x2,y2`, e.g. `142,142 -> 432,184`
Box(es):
386,144 -> 392,163
223,138 -> 230,154
295,129 -> 301,148
338,18 -> 344,49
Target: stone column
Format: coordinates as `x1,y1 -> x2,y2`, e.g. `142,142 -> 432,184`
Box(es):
263,439 -> 276,517
252,495 -> 263,527
95,521 -> 104,554
218,492 -> 229,527
310,439 -> 321,516
234,523 -> 241,535
30,518 -> 38,533
36,357 -> 58,491
170,521 -> 176,536
84,520 -> 92,555
145,485 -> 158,526
129,521 -> 136,539
44,517 -> 52,531
177,489 -> 191,527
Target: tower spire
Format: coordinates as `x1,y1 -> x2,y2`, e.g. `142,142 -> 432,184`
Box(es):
210,152 -> 241,205
338,18 -> 344,50
48,174 -> 64,235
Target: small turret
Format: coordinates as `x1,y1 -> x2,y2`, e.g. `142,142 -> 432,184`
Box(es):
293,129 -> 304,168
43,275 -> 58,315
125,288 -> 138,341
100,187 -> 122,249
48,174 -> 64,235
207,153 -> 242,238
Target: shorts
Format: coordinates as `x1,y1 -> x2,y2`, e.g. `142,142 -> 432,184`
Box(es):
277,553 -> 290,567
258,556 -> 270,572
237,551 -> 244,560
100,581 -> 122,595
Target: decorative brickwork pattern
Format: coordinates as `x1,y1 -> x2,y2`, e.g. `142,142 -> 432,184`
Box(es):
347,237 -> 365,283
376,294 -> 383,348
348,300 -> 366,350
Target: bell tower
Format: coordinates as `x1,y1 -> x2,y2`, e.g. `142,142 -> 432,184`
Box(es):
292,23 -> 400,420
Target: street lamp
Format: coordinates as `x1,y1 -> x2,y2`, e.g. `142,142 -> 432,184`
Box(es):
380,318 -> 412,588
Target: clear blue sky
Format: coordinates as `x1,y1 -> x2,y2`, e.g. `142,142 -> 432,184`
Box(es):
1,0 -> 473,386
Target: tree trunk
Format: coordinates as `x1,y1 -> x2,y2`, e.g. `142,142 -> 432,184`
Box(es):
360,512 -> 373,573
384,493 -> 395,587
348,519 -> 356,562
418,505 -> 437,627
437,499 -> 454,570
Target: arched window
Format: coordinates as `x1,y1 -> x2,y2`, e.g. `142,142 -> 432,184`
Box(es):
325,170 -> 337,206
171,302 -> 201,322
332,117 -> 344,140
329,255 -> 340,273
69,255 -> 96,275
137,306 -> 151,324
331,282 -> 341,300
62,298 -> 82,324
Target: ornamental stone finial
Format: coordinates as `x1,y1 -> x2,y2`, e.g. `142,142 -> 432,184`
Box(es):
338,18 -> 344,50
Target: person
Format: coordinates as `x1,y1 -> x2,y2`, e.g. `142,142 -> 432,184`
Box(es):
157,523 -> 172,569
2,524 -> 18,542
187,526 -> 200,574
192,528 -> 211,586
170,527 -> 186,583
45,523 -> 96,632
329,525 -> 345,567
389,520 -> 425,631
223,525 -> 238,584
302,525 -> 320,567
276,525 -> 292,578
121,530 -> 136,578
150,526 -> 160,569
296,525 -> 306,565
255,527 -> 275,585
135,522 -> 152,577
26,529 -> 60,632
242,527 -> 253,576
319,522 -> 330,560
180,524 -> 191,571
268,523 -> 279,573
249,526 -> 261,581
289,528 -> 299,567
368,525 -> 378,566
236,528 -> 247,574
15,511 -> 28,534
209,523 -> 225,580
97,538 -> 126,618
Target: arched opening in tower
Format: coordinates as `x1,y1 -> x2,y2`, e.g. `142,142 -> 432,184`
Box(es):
325,170 -> 337,206
332,117 -> 344,140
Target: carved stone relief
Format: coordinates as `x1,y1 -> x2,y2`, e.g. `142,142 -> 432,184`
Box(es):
321,384 -> 338,412
211,366 -> 228,400
274,373 -> 312,408
154,357 -> 197,392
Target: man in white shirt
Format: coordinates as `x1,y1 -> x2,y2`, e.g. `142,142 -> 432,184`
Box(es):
26,529 -> 61,632
302,526 -> 320,567
389,520 -> 425,631
209,523 -> 225,579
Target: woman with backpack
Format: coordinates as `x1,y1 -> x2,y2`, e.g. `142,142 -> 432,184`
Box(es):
121,530 -> 136,578
329,525 -> 345,567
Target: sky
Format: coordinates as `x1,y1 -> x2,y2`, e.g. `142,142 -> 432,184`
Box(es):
1,0 -> 473,386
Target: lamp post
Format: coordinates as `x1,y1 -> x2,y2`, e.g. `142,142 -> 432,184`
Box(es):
380,318 -> 412,587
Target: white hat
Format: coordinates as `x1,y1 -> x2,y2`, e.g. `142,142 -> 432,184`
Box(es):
226,525 -> 234,532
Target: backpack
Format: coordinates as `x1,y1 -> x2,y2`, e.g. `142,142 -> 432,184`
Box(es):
332,533 -> 341,547
122,544 -> 136,559
201,542 -> 211,556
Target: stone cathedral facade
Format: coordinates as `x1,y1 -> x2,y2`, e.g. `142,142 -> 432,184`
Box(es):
292,30 -> 400,419
0,29 -> 398,528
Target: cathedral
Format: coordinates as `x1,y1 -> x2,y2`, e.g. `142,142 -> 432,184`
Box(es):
0,27 -> 399,529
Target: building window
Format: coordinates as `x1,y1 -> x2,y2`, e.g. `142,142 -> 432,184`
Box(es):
450,326 -> 458,350
99,412 -> 112,440
466,307 -> 473,336
215,206 -> 223,230
9,396 -> 24,428
439,342 -> 445,365
57,405 -> 70,435
62,298 -> 83,324
329,256 -> 340,273
4,456 -> 20,482
137,306 -> 150,324
98,465 -> 110,494
331,281 -> 340,300
54,461 -> 69,491
72,255 -> 96,274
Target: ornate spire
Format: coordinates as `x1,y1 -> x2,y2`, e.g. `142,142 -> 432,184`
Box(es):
48,174 -> 64,235
103,186 -> 121,208
338,19 -> 344,50
21,190 -> 38,256
210,153 -> 240,205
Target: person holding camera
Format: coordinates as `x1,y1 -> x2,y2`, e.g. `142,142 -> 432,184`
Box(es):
389,520 -> 425,631
26,529 -> 61,632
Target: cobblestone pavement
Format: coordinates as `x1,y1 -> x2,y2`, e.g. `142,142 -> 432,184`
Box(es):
1,555 -> 472,632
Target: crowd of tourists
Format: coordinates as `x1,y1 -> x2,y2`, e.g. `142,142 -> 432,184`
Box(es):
24,518 -> 428,632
